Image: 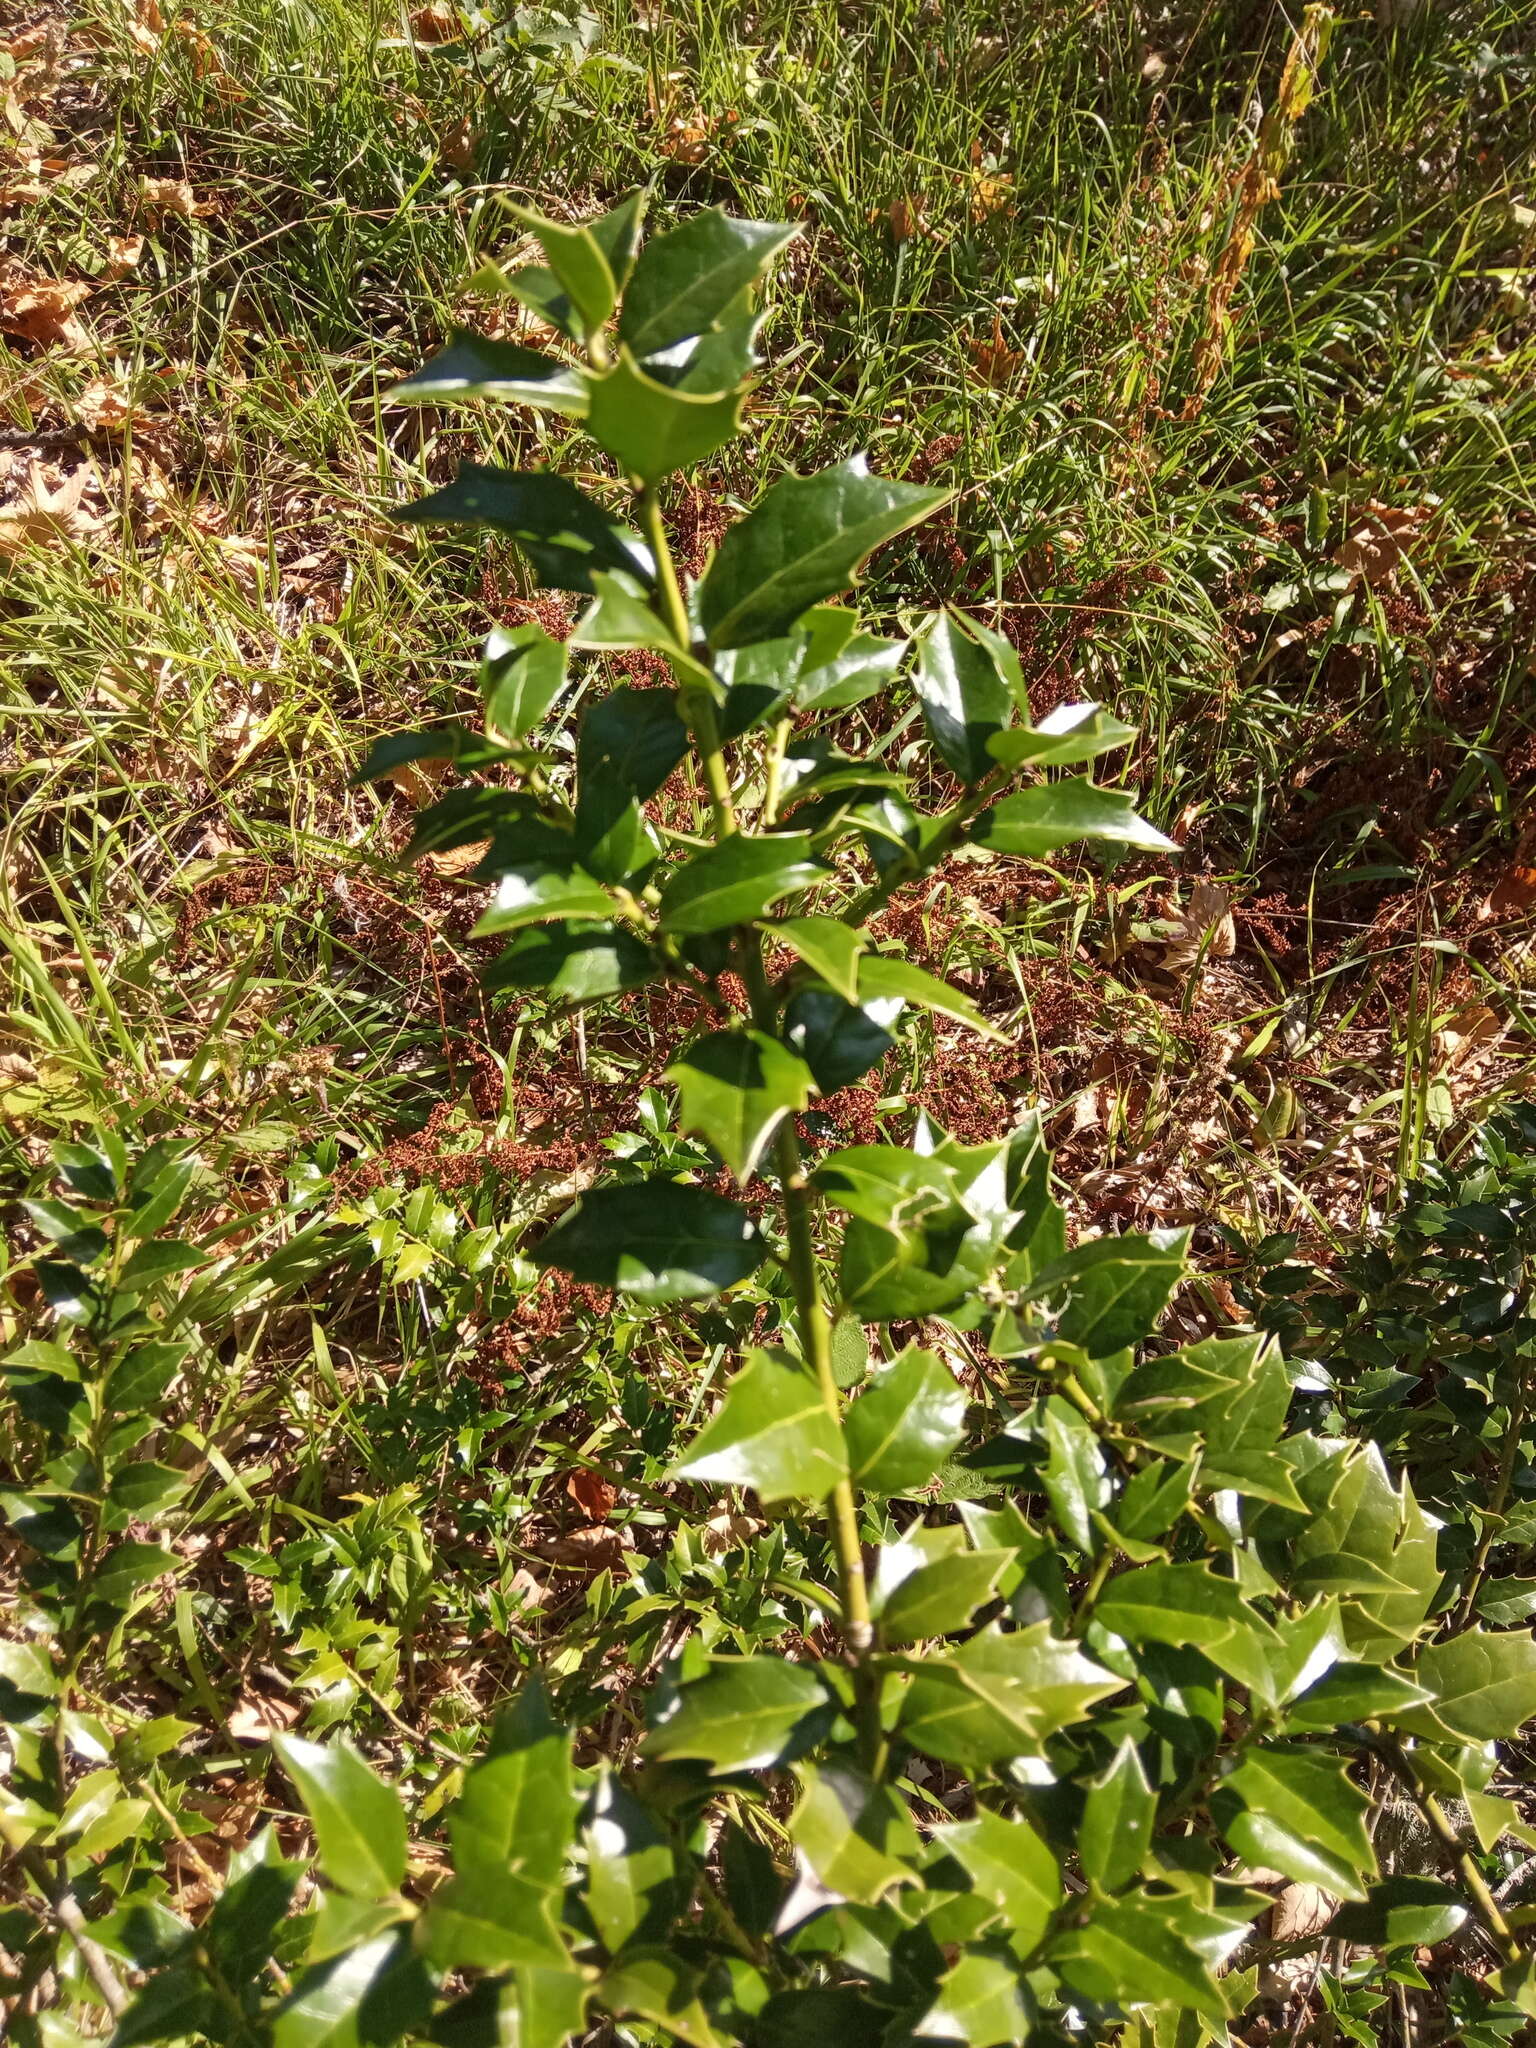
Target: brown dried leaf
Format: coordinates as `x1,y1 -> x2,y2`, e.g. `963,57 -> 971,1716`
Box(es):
72,377 -> 138,433
1435,1002 -> 1504,1071
700,1509 -> 766,1557
967,172 -> 1012,223
1334,500 -> 1428,589
0,461 -> 103,555
105,232 -> 145,278
565,1468 -> 618,1521
536,1524 -> 631,1570
226,1691 -> 303,1743
967,317 -> 1025,388
0,273 -> 93,349
410,1 -> 459,41
140,175 -> 217,220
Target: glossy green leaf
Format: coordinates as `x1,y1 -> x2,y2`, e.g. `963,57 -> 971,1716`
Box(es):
484,921 -> 656,1005
774,915 -> 865,1004
911,609 -> 1019,782
1220,1744 -> 1375,1899
1079,1740 -> 1156,1892
55,1137 -> 120,1201
985,702 -> 1137,769
272,1734 -> 407,1899
1049,1897 -> 1230,2022
574,682 -> 689,880
845,1346 -> 966,1496
856,955 -> 1006,1040
795,622 -> 906,713
1329,1877 -> 1468,1949
600,1951 -> 729,2048
1026,1229 -> 1191,1358
699,456 -> 951,650
587,348 -> 745,484
877,1543 -> 1012,1646
431,1964 -> 589,2048
482,622 -> 572,742
619,208 -> 796,359
86,1539 -> 175,1609
1038,1395 -> 1110,1553
1286,1660 -> 1432,1731
272,1932 -> 432,2048
1397,1628 -> 1536,1742
396,465 -> 652,594
394,331 -> 590,415
658,834 -> 825,934
111,1968 -> 218,2046
116,1239 -> 203,1290
647,1656 -> 831,1771
535,1180 -> 764,1304
1285,1444 -> 1439,1656
22,1198 -> 108,1266
970,778 -> 1175,859
510,205 -> 618,336
782,985 -> 901,1092
789,1762 -> 920,1905
913,1947 -> 1030,2046
671,1347 -> 847,1502
894,1623 -> 1121,1765
666,1028 -> 815,1181
937,1808 -> 1061,1960
472,864 -> 614,936
1094,1562 -> 1272,1678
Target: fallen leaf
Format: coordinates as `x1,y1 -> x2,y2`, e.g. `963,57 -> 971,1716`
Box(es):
566,1468 -> 618,1521
440,115 -> 477,173
535,1524 -> 632,1570
388,754 -> 450,811
410,1 -> 459,41
105,232 -> 145,278
885,194 -> 926,243
1334,500 -> 1429,588
72,377 -> 138,433
661,118 -> 710,165
700,1509 -> 766,1557
968,316 -> 1025,387
226,1691 -> 302,1743
0,273 -> 93,349
0,460 -> 103,555
1161,880 -> 1237,973
967,172 -> 1012,222
140,175 -> 217,220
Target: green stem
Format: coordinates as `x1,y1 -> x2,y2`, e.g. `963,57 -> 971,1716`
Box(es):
635,482 -> 738,837
1370,1731 -> 1523,1969
762,715 -> 792,828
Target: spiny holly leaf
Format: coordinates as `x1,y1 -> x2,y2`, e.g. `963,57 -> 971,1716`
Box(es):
271,1735 -> 406,1900
935,1808 -> 1062,1960
783,984 -> 902,1093
1397,1628 -> 1536,1743
1025,1229 -> 1191,1357
986,701 -> 1137,769
534,1180 -> 765,1303
647,1657 -> 832,1771
619,208 -> 797,359
484,921 -> 657,1005
586,349 -> 746,484
788,1762 -> 921,1905
482,621 -> 572,743
1078,1740 -> 1156,1893
1049,1896 -> 1235,2023
914,1948 -> 1030,2046
509,204 -> 619,336
666,1028 -> 815,1181
658,834 -> 826,934
473,865 -> 614,936
856,954 -> 1006,1040
893,1623 -> 1121,1765
1285,1660 -> 1431,1731
911,609 -> 1020,783
671,1347 -> 847,1502
584,1770 -> 679,1956
970,777 -> 1175,859
773,914 -> 865,1004
844,1346 -> 966,1497
1217,1744 -> 1376,1900
394,331 -> 590,415
698,456 -> 951,650
396,465 -> 653,594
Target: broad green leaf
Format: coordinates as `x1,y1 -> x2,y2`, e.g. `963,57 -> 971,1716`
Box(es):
894,1623 -> 1121,1765
789,1762 -> 920,1905
671,1347 -> 847,1502
619,208 -> 797,359
86,1539 -> 175,1609
1284,1444 -> 1439,1656
844,1346 -> 966,1496
575,683 -> 689,880
1079,1740 -> 1156,1892
601,1951 -> 729,2048
111,1968 -> 217,2046
782,985 -> 901,1093
106,1461 -> 190,1518
484,921 -> 656,1005
699,456 -> 951,650
1116,1334 -> 1297,1503
1049,1897 -> 1230,2022
812,1144 -> 960,1233
103,1341 -> 187,1413
22,1198 -> 108,1266
647,1656 -> 831,1771
878,1545 -> 1012,1646
534,1180 -> 764,1304
1094,1563 -> 1276,1692
665,1028 -> 815,1181
394,331 -> 590,416
587,185 -> 649,292
272,1735 -> 407,1899
396,465 -> 652,595
510,205 -> 618,336
970,778 -> 1175,859
586,349 -> 744,484
402,785 -> 561,861
355,725 -> 512,785
473,865 -> 614,936
658,834 -> 825,934
795,624 -> 907,713
1219,1744 -> 1375,1899
913,1948 -> 1030,2046
856,955 -> 1006,1040
272,1932 -> 433,2048
115,1239 -> 203,1290
431,1965 -> 589,2048
642,312 -> 761,395
204,1837 -> 304,1984
55,1138 -> 120,1201
985,702 -> 1136,769
1026,1230 -> 1191,1358
570,571 -> 712,695
774,914 -> 865,1004
911,609 -> 1019,783
1286,1660 -> 1432,1731
1329,1877 -> 1468,1948
482,622 -> 571,743
1398,1629 -> 1536,1742
1038,1395 -> 1110,1554
584,1770 -> 677,1955
936,1808 -> 1061,1959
